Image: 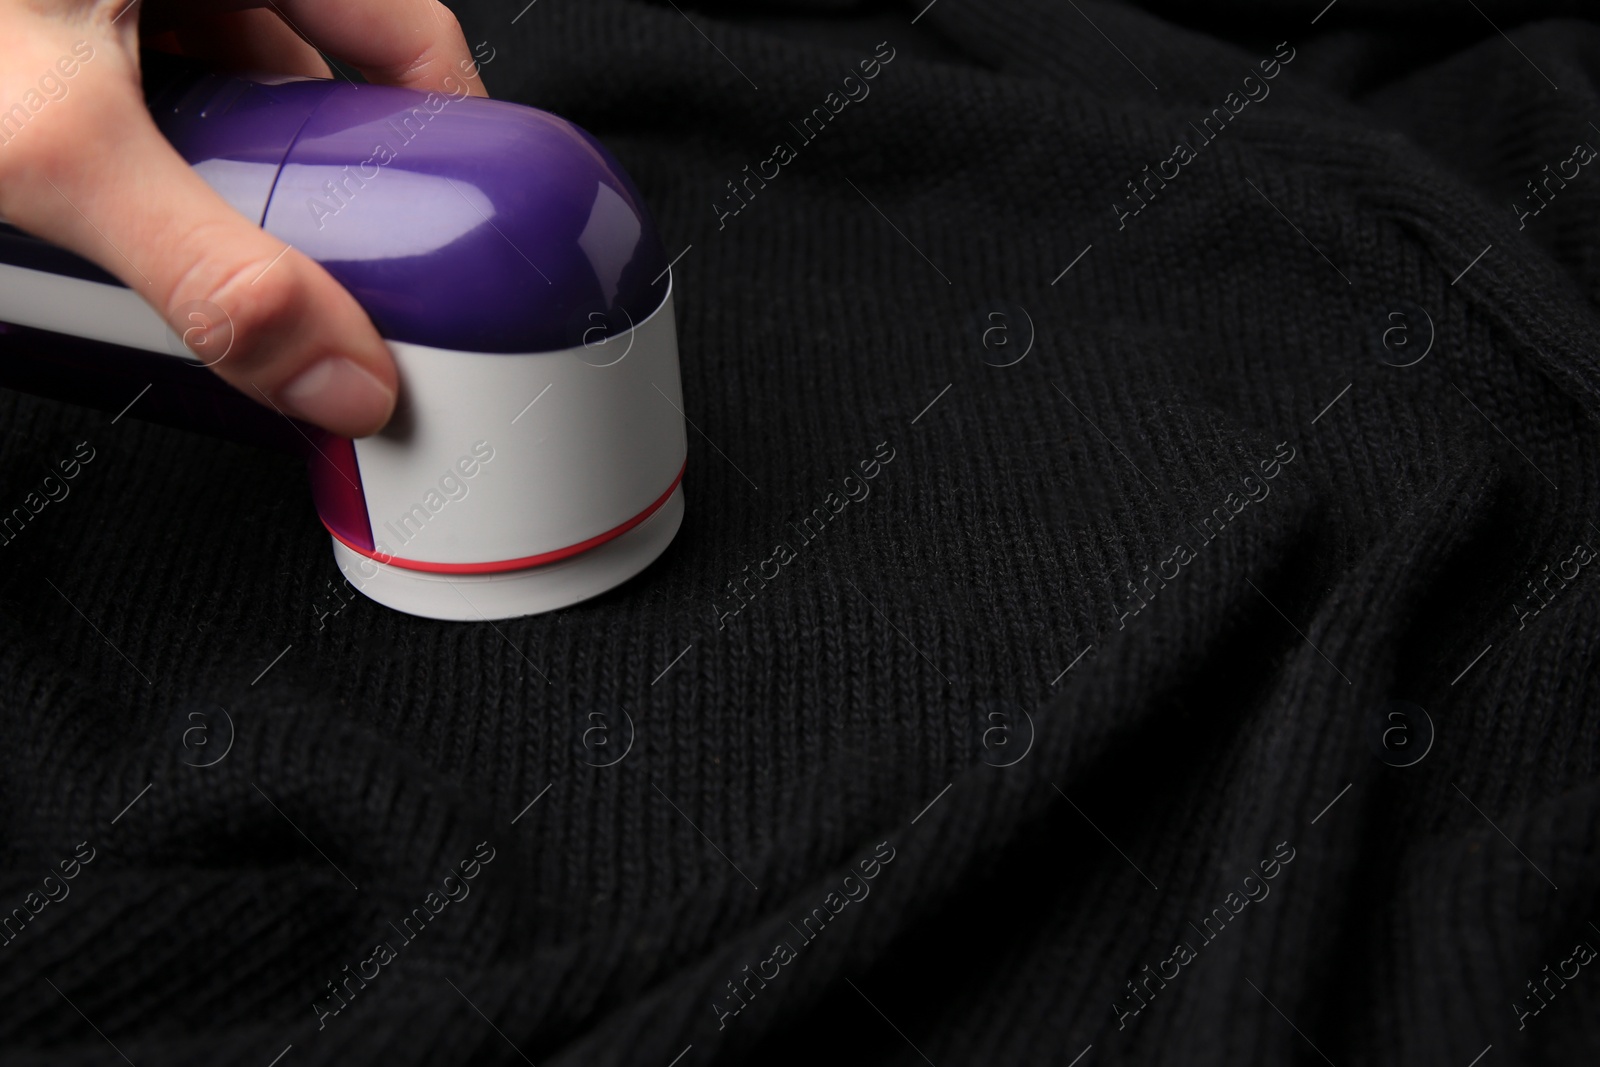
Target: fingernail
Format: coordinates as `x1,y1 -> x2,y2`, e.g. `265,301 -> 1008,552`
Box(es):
277,358 -> 395,435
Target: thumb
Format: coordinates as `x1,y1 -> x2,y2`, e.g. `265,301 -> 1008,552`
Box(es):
1,48 -> 397,437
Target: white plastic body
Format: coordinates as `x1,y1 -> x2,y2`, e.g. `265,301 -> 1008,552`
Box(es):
0,261 -> 207,359
0,262 -> 688,621
339,289 -> 687,619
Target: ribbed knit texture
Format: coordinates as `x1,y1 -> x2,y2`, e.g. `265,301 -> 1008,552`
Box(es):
1,1 -> 1598,1063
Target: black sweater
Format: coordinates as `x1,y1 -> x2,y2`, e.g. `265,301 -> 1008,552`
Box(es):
1,1 -> 1597,1063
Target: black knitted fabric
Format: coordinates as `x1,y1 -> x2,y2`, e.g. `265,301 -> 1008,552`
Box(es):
2,1 -> 1599,1064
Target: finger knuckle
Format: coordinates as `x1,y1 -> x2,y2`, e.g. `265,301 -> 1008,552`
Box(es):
171,240 -> 306,371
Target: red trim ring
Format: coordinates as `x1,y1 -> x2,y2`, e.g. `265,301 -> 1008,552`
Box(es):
323,465 -> 684,575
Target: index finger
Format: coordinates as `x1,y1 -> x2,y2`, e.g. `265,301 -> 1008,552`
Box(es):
249,0 -> 489,96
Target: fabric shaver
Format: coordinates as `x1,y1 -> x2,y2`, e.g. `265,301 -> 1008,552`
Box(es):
0,57 -> 687,621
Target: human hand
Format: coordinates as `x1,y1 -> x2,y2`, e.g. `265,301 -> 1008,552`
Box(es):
0,0 -> 489,436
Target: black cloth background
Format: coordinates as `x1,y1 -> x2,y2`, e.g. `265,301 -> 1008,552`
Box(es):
2,0 -> 1598,1063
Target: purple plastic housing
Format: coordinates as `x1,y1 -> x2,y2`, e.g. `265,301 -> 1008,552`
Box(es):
3,62 -> 670,350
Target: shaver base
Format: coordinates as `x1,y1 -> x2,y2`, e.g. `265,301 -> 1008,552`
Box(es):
331,485 -> 684,621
